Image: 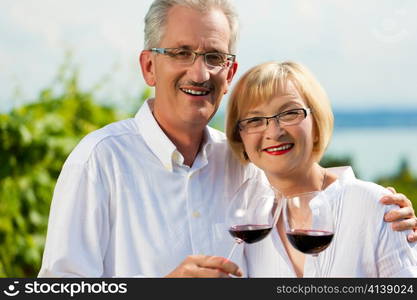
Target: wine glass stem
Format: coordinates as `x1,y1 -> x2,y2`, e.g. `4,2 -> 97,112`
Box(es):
226,242 -> 240,261
313,254 -> 321,277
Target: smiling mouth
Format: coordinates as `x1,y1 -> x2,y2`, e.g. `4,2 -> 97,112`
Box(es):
180,88 -> 210,96
263,143 -> 294,155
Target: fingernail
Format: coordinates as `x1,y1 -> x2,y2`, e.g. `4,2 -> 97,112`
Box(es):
236,268 -> 243,277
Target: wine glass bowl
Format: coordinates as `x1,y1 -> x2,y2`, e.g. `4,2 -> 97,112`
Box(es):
226,179 -> 282,260
229,224 -> 273,244
283,191 -> 334,276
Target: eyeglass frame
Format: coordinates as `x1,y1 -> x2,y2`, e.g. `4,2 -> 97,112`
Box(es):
150,47 -> 236,69
237,108 -> 312,133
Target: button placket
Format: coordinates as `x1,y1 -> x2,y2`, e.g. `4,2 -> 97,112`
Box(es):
187,170 -> 211,255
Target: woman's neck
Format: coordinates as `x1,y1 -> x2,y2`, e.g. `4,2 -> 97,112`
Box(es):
267,163 -> 326,196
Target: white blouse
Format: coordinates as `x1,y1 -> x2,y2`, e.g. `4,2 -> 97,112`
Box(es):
245,167 -> 417,277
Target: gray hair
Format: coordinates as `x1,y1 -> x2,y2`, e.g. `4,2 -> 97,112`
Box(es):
144,0 -> 239,53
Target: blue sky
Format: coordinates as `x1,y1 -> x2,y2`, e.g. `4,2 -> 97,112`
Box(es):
1,0 -> 417,112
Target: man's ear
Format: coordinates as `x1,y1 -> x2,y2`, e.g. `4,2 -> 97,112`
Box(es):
224,61 -> 238,94
139,50 -> 156,86
227,61 -> 238,83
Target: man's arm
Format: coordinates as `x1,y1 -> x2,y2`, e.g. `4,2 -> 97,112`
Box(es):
38,162 -> 110,277
380,187 -> 417,242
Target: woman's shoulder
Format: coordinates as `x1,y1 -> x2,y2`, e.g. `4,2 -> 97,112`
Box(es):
326,166 -> 389,208
341,176 -> 391,212
345,177 -> 387,194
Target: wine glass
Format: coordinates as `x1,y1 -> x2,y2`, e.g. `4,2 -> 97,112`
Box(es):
226,178 -> 282,261
283,191 -> 334,277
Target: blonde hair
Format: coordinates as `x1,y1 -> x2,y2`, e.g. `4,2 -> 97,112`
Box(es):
226,61 -> 334,164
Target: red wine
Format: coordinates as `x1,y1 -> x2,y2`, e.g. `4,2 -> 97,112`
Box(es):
228,224 -> 272,244
286,229 -> 334,254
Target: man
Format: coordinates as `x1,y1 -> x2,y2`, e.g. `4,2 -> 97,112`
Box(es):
39,0 -> 416,277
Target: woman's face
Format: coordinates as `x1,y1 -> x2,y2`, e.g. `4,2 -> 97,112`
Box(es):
239,81 -> 316,178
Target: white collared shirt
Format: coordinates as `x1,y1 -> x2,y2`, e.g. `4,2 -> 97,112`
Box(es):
245,167 -> 417,277
38,99 -> 267,277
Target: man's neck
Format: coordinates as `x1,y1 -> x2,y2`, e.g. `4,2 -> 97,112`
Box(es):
150,101 -> 205,167
166,129 -> 204,167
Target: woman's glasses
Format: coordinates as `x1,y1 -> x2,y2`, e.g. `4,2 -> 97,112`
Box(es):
237,108 -> 312,134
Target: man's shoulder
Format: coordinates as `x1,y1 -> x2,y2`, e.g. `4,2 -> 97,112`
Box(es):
207,126 -> 227,144
66,118 -> 138,165
207,126 -> 239,159
206,127 -> 264,180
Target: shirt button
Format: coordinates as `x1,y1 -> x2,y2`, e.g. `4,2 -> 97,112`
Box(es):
192,211 -> 201,218
172,152 -> 179,161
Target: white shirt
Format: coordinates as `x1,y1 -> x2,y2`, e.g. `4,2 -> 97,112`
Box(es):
38,99 -> 268,277
245,167 -> 417,277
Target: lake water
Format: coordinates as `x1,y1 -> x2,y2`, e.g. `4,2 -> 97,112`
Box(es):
327,127 -> 417,181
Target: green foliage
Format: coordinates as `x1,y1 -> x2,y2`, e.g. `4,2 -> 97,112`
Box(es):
320,154 -> 354,169
0,65 -> 125,277
377,158 -> 417,209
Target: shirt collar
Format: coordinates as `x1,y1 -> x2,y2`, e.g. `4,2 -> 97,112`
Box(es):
202,126 -> 215,155
134,99 -> 215,171
135,99 -> 177,171
192,126 -> 214,170
326,166 -> 356,182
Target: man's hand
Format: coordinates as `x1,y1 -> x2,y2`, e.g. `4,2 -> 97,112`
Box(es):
380,187 -> 417,242
165,255 -> 243,278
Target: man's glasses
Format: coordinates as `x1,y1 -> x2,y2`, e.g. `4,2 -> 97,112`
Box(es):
237,108 -> 312,134
150,48 -> 236,69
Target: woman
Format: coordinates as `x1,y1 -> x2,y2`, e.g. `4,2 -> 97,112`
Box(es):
226,61 -> 417,277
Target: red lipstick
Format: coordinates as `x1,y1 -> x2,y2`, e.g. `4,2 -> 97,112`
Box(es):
262,143 -> 294,155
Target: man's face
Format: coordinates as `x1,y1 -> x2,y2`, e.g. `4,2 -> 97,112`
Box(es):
142,5 -> 237,130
